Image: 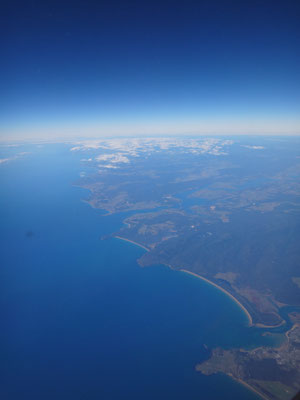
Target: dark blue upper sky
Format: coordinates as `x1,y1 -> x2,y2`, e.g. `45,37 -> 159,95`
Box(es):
1,0 -> 300,139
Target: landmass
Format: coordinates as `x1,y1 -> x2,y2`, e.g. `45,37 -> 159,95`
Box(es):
196,322 -> 300,400
73,137 -> 300,399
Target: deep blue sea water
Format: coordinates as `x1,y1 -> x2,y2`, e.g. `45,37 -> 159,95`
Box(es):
0,144 -> 277,399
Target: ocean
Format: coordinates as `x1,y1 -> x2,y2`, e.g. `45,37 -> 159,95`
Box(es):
0,143 -> 276,399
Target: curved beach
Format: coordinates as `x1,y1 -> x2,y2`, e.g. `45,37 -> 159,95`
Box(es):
180,269 -> 253,326
114,236 -> 150,252
114,236 -> 253,326
114,236 -> 252,326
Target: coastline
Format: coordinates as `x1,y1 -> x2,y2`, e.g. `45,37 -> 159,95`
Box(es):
229,375 -> 270,400
285,322 -> 300,339
113,235 -> 253,326
112,235 -> 286,400
255,320 -> 286,329
114,236 -> 150,252
180,269 -> 253,326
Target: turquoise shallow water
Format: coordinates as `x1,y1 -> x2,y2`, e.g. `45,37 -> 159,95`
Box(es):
0,144 -> 274,399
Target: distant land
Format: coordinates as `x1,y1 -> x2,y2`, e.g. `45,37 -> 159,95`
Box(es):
74,137 -> 300,400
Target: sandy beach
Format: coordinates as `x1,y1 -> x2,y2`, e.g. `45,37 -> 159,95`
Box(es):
180,269 -> 253,326
255,320 -> 285,329
114,235 -> 252,326
230,375 -> 270,400
114,236 -> 150,252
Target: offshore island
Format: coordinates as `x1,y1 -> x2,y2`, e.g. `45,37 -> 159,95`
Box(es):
74,137 -> 300,400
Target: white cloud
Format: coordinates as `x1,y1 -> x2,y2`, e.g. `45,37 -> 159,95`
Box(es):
70,137 -> 234,157
0,152 -> 30,165
70,146 -> 81,151
95,153 -> 130,164
241,145 -> 264,150
97,164 -> 119,169
0,158 -> 11,164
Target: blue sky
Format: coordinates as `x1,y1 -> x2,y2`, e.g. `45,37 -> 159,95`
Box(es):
1,0 -> 300,140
